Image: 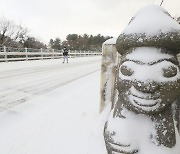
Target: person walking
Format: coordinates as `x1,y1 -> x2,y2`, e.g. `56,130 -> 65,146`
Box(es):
62,46 -> 69,63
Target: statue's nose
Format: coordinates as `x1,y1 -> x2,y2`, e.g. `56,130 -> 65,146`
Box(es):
133,80 -> 159,93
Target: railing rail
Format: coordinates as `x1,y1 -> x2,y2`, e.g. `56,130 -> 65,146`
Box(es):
0,46 -> 102,62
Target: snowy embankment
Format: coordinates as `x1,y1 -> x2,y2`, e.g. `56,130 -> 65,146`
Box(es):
0,57 -> 110,154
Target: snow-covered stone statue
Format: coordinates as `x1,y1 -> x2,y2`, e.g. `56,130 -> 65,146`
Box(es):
104,5 -> 180,154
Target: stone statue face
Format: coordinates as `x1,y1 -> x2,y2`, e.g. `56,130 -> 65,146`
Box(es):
117,47 -> 180,114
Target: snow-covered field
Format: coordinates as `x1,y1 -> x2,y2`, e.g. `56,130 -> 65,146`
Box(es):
0,57 -> 109,154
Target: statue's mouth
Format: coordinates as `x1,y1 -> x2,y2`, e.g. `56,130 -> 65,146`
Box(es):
128,87 -> 161,108
129,94 -> 161,107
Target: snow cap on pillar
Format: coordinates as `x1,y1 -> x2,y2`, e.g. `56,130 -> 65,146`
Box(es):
116,5 -> 180,55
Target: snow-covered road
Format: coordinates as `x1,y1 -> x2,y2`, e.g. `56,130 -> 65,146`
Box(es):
0,57 -> 101,112
0,56 -> 109,154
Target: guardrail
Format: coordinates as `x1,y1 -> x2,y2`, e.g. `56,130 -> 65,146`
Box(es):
0,46 -> 102,62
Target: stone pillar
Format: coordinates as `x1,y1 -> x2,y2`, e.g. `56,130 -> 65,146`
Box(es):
100,37 -> 120,112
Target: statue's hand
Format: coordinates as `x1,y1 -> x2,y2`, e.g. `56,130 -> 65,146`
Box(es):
104,122 -> 139,154
105,140 -> 139,154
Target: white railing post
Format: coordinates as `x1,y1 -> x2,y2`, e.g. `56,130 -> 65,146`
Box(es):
25,47 -> 28,61
41,48 -> 43,59
4,46 -> 7,62
52,49 -> 54,59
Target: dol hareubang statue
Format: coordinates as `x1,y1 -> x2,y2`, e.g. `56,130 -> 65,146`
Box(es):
104,5 -> 180,154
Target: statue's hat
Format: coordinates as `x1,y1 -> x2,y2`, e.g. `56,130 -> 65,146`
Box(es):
116,5 -> 180,55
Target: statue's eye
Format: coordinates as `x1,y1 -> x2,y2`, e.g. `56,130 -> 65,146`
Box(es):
120,65 -> 134,76
162,66 -> 177,78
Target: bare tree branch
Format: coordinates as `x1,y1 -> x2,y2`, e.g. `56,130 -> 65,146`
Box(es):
160,0 -> 164,6
0,16 -> 28,47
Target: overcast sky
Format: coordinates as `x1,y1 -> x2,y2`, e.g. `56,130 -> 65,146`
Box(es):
0,0 -> 180,44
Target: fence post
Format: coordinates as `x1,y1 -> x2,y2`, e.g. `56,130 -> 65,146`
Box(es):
52,49 -> 54,59
4,46 -> 7,62
74,50 -> 76,57
41,48 -> 43,59
25,47 -> 28,61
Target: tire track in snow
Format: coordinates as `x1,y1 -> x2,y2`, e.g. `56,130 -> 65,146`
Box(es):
0,59 -> 98,80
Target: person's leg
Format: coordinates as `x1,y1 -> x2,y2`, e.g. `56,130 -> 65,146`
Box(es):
63,56 -> 65,63
66,56 -> 68,63
64,56 -> 68,63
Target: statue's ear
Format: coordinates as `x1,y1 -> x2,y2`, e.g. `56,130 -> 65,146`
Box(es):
174,97 -> 180,133
176,53 -> 180,59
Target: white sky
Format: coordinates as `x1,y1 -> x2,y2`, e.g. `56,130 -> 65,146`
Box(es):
0,0 -> 180,44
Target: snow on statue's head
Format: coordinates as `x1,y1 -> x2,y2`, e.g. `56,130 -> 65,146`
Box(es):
104,5 -> 180,154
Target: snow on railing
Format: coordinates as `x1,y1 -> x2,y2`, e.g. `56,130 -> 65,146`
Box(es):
0,46 -> 102,62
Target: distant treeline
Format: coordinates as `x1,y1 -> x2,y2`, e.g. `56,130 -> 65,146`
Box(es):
49,34 -> 112,51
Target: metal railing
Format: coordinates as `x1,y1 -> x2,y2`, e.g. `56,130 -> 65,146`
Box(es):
0,46 -> 102,62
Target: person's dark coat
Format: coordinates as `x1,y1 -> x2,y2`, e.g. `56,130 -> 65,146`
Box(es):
63,47 -> 68,56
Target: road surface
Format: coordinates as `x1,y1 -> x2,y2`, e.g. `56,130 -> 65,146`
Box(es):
0,56 -> 101,112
